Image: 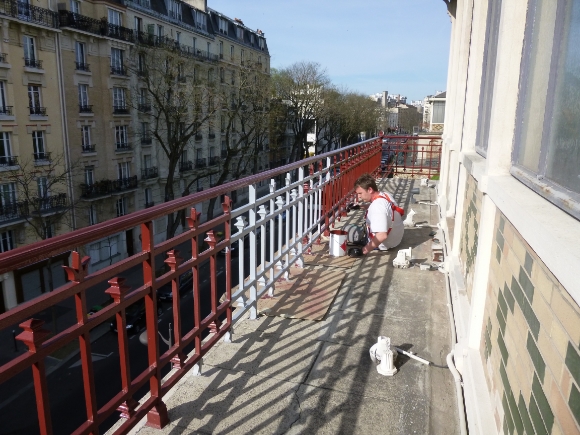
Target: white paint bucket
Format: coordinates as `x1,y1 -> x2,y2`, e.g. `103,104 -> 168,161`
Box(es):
329,230 -> 348,257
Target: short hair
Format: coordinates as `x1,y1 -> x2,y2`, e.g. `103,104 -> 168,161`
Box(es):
354,173 -> 378,191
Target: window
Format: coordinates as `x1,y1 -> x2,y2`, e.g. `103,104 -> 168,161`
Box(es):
75,42 -> 86,69
89,236 -> 118,264
113,87 -> 126,110
23,36 -> 36,62
192,37 -> 197,53
230,45 -> 234,61
240,50 -> 245,65
513,0 -> 580,218
118,162 -> 130,179
0,132 -> 12,164
157,24 -> 164,38
145,188 -> 153,206
219,41 -> 223,58
85,166 -> 94,185
431,102 -> 445,124
108,9 -> 122,26
0,82 -> 7,113
32,131 -> 46,159
220,67 -> 225,83
44,222 -> 54,239
236,26 -> 244,40
134,16 -> 142,32
259,37 -> 265,50
0,182 -> 16,206
116,197 -> 127,217
207,41 -> 211,56
141,121 -> 149,137
28,85 -> 41,112
81,126 -> 91,149
220,117 -> 226,133
0,230 -> 14,252
219,18 -> 228,34
88,204 -> 97,225
78,84 -> 89,108
70,0 -> 80,13
167,0 -> 181,20
475,0 -> 502,156
176,31 -> 181,43
111,48 -> 124,74
138,52 -> 146,74
196,11 -> 206,30
37,176 -> 48,198
115,126 -> 128,148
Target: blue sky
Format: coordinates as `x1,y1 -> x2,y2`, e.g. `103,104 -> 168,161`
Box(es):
210,0 -> 451,101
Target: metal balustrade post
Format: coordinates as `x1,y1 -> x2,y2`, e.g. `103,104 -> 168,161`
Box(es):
164,250 -> 185,368
16,319 -> 52,435
284,174 -> 290,280
297,166 -> 305,260
234,216 -> 248,310
268,179 -> 276,289
248,184 -> 258,318
222,197 -> 233,341
187,209 -> 203,368
290,189 -> 301,267
206,231 -> 221,333
275,195 -> 285,279
257,205 -> 269,293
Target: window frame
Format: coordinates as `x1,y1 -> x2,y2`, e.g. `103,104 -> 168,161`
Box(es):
0,230 -> 14,253
512,0 -> 580,220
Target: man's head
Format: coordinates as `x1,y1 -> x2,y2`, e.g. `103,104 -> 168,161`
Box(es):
354,173 -> 378,202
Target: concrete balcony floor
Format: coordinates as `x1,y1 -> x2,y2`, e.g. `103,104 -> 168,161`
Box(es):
119,179 -> 459,435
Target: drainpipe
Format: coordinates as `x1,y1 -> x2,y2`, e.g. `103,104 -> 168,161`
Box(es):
55,33 -> 76,234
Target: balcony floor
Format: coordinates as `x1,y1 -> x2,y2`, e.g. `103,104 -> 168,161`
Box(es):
118,179 -> 459,435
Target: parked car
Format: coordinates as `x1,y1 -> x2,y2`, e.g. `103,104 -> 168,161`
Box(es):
109,298 -> 163,334
87,298 -> 113,318
157,270 -> 193,302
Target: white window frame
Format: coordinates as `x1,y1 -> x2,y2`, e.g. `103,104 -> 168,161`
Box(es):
115,126 -> 128,148
0,182 -> 16,205
112,87 -> 126,109
78,84 -> 89,107
116,197 -> 127,217
85,166 -> 94,185
75,41 -> 86,65
23,36 -> 36,61
88,204 -> 97,225
70,0 -> 80,13
32,131 -> 45,155
219,18 -> 228,34
28,85 -> 41,110
0,230 -> 14,252
0,132 -> 11,160
81,125 -> 91,147
107,9 -> 122,26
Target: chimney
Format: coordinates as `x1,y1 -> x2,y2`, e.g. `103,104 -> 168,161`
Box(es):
184,0 -> 207,11
382,91 -> 388,107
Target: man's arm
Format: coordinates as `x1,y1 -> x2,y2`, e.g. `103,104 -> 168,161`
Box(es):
362,231 -> 388,255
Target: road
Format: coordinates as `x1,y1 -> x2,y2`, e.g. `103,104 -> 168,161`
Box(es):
0,217 -> 292,434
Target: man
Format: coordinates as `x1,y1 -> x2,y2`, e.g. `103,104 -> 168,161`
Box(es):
354,173 -> 404,255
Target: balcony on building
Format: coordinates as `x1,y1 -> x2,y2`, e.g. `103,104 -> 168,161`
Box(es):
0,53 -> 7,63
0,106 -> 13,116
58,11 -> 135,43
80,175 -> 138,199
29,106 -> 46,116
75,62 -> 90,72
81,144 -> 95,153
79,105 -> 93,114
141,167 -> 158,180
179,160 -> 193,172
110,65 -> 127,76
24,58 -> 42,69
113,176 -> 138,191
141,136 -> 152,145
11,1 -> 58,28
115,142 -> 131,152
113,105 -> 129,115
209,156 -> 220,166
195,158 -> 206,169
0,155 -> 18,167
33,151 -> 50,162
0,200 -> 28,223
138,103 -> 151,113
31,193 -> 67,213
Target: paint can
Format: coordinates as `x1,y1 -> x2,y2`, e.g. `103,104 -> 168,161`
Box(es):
329,230 -> 348,257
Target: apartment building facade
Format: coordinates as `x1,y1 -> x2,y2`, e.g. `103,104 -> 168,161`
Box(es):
0,0 -> 270,313
440,0 -> 580,434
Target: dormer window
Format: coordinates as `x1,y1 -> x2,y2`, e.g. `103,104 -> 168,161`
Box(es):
108,9 -> 122,26
167,0 -> 181,21
236,26 -> 244,40
219,18 -> 228,34
196,11 -> 206,31
259,37 -> 265,50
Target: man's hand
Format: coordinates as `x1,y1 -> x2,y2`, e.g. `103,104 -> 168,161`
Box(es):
363,232 -> 388,254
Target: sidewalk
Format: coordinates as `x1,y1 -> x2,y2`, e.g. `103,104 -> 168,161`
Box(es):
119,179 -> 460,435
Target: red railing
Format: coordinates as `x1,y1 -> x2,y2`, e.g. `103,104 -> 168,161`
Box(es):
0,138 -> 387,435
381,135 -> 442,178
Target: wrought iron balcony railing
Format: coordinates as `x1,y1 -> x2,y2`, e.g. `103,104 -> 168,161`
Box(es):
0,199 -> 28,222
110,65 -> 127,76
0,155 -> 17,166
79,105 -> 93,113
75,61 -> 90,71
138,103 -> 151,113
33,151 -> 50,162
141,167 -> 158,179
0,0 -> 59,28
0,136 -> 433,435
58,11 -> 135,42
141,136 -> 152,145
195,158 -> 207,169
179,160 -> 193,172
115,142 -> 131,151
0,106 -> 12,115
113,106 -> 129,115
135,31 -> 219,63
209,156 -> 220,166
80,175 -> 138,198
24,58 -> 42,69
30,193 -> 67,212
29,106 -> 46,116
81,144 -> 95,153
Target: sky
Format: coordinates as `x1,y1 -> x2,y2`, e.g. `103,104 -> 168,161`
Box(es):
210,0 -> 451,102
